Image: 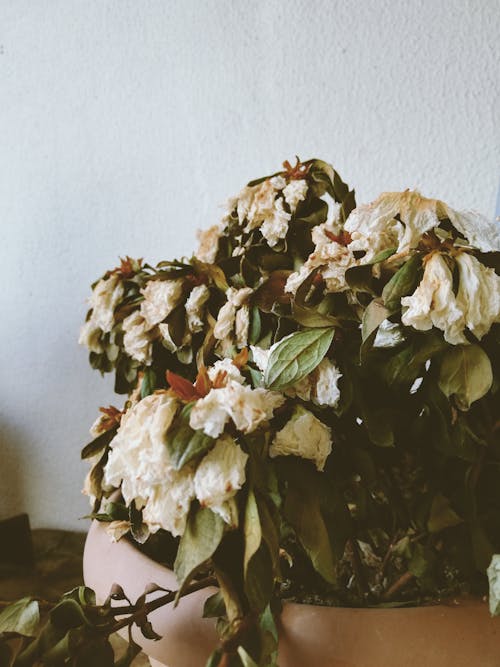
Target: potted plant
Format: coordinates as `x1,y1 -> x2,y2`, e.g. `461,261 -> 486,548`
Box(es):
2,158 -> 500,666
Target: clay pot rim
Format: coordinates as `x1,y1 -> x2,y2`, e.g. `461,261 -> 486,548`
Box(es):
96,518 -> 485,615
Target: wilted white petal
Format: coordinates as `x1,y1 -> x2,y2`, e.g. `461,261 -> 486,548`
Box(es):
140,279 -> 184,328
213,301 -> 236,341
401,253 -> 466,344
185,284 -> 210,333
260,198 -> 291,247
194,435 -> 248,526
142,468 -> 195,537
373,320 -> 405,348
196,225 -> 223,263
106,520 -> 131,542
208,358 -> 245,385
250,345 -> 271,372
189,388 -> 229,438
89,274 -> 124,333
313,358 -> 342,408
79,319 -> 104,353
455,252 -> 500,340
270,406 -> 333,471
235,305 -> 250,348
488,555 -> 500,616
443,208 -> 500,252
270,175 -> 287,190
123,311 -> 153,364
225,382 -> 285,433
283,179 -> 308,212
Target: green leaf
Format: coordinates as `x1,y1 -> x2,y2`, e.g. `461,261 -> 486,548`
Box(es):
292,302 -> 339,328
166,404 -> 215,470
81,427 -> 117,460
294,198 -> 328,226
382,253 -> 422,311
244,490 -> 262,577
0,598 -> 39,637
284,483 -> 336,584
245,543 -> 274,612
360,298 -> 391,359
427,494 -> 463,533
202,591 -> 226,619
438,344 -> 493,410
174,506 -> 224,598
140,367 -> 156,399
264,327 -> 334,390
248,306 -> 262,345
369,247 -> 397,264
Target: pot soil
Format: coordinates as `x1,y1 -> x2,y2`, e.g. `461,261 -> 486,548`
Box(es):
84,519 -> 500,667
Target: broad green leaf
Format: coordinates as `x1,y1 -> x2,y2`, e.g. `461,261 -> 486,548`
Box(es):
166,404 -> 215,470
294,198 -> 328,226
0,598 -> 39,637
382,253 -> 422,311
245,543 -> 274,612
292,302 -> 338,328
244,490 -> 262,577
427,494 -> 462,533
174,506 -> 224,598
369,247 -> 397,264
345,264 -> 377,295
438,344 -> 493,410
264,327 -> 334,390
284,484 -> 336,584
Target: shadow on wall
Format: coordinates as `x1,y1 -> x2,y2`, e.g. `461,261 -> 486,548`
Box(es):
0,420 -> 29,521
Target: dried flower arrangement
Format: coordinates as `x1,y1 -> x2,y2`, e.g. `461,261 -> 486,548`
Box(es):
2,158 -> 500,666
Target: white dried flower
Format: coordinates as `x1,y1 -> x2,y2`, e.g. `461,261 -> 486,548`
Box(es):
185,284 -> 210,333
189,379 -> 285,438
260,197 -> 292,247
285,222 -> 357,295
88,274 -> 124,334
208,358 -> 245,385
214,287 -> 253,342
401,253 -> 466,344
142,467 -> 195,537
314,358 -> 342,408
196,225 -> 223,263
455,252 -> 500,340
104,393 -> 179,506
194,434 -> 248,526
235,305 -> 250,348
122,311 -> 153,365
270,175 -> 287,190
270,406 -> 333,471
78,319 -> 104,353
283,179 -> 308,212
140,279 -> 184,328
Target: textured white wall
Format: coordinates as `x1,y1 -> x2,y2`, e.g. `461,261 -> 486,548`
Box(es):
1,0 -> 499,529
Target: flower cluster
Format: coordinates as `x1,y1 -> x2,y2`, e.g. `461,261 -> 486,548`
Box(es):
80,159 -> 500,667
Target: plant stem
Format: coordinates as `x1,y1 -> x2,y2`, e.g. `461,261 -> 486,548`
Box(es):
382,571 -> 414,600
109,575 -> 217,634
348,538 -> 370,600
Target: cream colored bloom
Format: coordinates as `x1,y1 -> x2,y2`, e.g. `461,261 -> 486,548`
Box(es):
401,253 -> 466,344
455,252 -> 500,340
104,393 -> 179,505
189,379 -> 285,438
208,358 -> 245,385
185,284 -> 210,333
285,221 -> 357,295
142,467 -> 195,537
194,435 -> 248,526
140,279 -> 184,328
270,406 -> 333,471
78,319 -> 104,353
235,305 -> 250,348
260,197 -> 292,247
214,287 -> 253,342
196,225 -> 223,263
88,274 -> 124,333
123,311 -> 153,365
283,179 -> 308,212
344,190 -> 500,260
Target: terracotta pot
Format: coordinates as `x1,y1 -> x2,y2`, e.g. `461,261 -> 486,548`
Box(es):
84,519 -> 500,667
